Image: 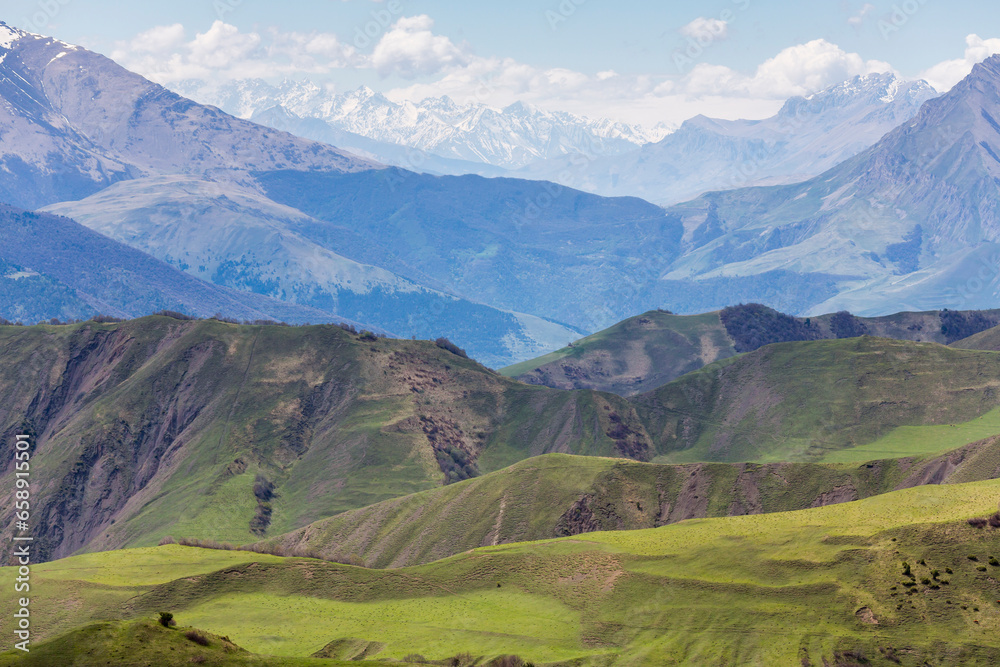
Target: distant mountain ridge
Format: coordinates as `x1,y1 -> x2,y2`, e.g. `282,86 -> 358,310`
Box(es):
175,78 -> 673,171
515,72 -> 938,205
0,22 -> 375,211
660,55 -> 1000,317
0,202 -> 355,325
0,21 -> 592,365
504,305 -> 1000,396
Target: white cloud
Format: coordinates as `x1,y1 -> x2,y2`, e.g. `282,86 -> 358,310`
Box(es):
112,21 -> 359,84
679,17 -> 729,43
920,34 -> 1000,92
682,39 -> 894,99
848,3 -> 876,28
370,15 -> 470,79
187,21 -> 260,70
109,18 -> 935,128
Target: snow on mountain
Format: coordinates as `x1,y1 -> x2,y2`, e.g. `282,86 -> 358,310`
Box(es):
174,78 -> 673,171
516,72 -> 939,206
0,23 -> 588,366
658,56 -> 1000,316
0,24 -> 375,210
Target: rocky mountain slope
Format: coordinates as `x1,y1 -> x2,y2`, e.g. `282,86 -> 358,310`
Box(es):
661,56 -> 1000,317
0,23 -> 373,211
0,316 -> 647,562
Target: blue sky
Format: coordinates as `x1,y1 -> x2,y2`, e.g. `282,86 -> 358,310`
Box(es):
4,0 -> 999,125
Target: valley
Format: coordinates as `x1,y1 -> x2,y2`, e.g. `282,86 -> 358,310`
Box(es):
1,8 -> 1000,665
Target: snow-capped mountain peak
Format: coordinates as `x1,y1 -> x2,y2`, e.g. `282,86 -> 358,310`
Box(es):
0,22 -> 26,49
174,78 -> 671,170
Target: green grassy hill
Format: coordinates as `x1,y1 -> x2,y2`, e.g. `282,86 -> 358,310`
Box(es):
503,306 -> 1000,396
0,619 -> 369,666
254,441 -> 1000,568
7,480 -> 1000,665
0,317 -> 650,562
633,336 -> 1000,463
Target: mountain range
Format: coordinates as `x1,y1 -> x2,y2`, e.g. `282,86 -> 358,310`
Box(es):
4,21 -> 1000,364
5,15 -> 1000,665
0,22 -> 600,365
176,78 -> 672,172
662,56 -> 1000,317
517,73 -> 938,205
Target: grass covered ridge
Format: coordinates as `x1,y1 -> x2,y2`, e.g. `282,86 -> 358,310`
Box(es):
634,336 -> 1000,463
255,439 -> 1000,568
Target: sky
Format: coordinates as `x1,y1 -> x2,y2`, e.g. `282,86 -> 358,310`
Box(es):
4,0 -> 1000,126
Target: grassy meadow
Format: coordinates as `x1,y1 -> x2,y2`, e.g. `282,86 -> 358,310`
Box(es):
5,479 -> 1000,665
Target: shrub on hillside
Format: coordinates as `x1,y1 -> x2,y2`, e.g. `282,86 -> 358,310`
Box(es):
158,536 -> 177,546
720,303 -> 821,353
435,337 -> 468,358
487,656 -> 534,667
359,330 -> 378,342
91,314 -> 125,324
185,630 -> 210,646
158,612 -> 175,628
829,311 -> 869,339
252,474 -> 276,502
154,310 -> 196,320
968,517 -> 988,529
940,309 -> 998,344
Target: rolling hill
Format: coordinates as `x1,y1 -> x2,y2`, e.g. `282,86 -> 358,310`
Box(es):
633,336 -> 1000,463
255,438 -> 1000,569
953,322 -> 1000,351
504,305 -> 1000,396
0,316 -> 648,562
6,479 -> 1000,664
